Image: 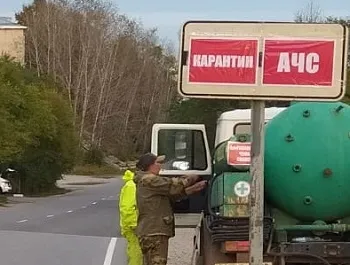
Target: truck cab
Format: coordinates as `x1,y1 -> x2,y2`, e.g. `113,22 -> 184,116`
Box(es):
151,106 -> 288,264
151,107 -> 286,214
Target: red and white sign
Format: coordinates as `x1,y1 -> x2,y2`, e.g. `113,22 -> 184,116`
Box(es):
227,141 -> 251,166
263,39 -> 335,86
188,38 -> 258,84
179,22 -> 347,101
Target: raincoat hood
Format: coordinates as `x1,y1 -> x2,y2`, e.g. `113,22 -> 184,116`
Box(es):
122,170 -> 135,182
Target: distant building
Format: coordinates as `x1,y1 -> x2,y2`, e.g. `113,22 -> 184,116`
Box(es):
0,17 -> 26,64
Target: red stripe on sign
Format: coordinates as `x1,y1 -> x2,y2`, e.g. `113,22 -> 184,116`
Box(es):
262,39 -> 335,86
188,38 -> 258,85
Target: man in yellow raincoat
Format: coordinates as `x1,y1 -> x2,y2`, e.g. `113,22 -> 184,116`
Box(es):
119,169 -> 143,265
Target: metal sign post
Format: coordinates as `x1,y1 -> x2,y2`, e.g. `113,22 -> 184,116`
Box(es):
177,21 -> 348,265
249,100 -> 265,265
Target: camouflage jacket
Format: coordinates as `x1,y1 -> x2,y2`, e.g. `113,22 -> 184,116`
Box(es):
133,171 -> 190,238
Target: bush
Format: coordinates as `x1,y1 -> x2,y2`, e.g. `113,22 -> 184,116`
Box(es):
0,57 -> 78,194
71,164 -> 121,176
83,145 -> 104,166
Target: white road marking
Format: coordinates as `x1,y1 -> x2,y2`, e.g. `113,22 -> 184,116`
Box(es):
92,202 -> 97,205
101,197 -> 106,200
81,206 -> 87,209
66,210 -> 73,213
46,215 -> 54,218
108,196 -> 113,198
16,219 -> 28,223
103,237 -> 117,265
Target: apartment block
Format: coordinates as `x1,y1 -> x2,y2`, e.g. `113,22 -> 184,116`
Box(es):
0,17 -> 26,64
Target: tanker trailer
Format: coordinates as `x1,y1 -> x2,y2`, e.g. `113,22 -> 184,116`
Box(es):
263,101 -> 350,264
202,101 -> 350,265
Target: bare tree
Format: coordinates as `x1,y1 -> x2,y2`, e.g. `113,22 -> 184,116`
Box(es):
294,0 -> 324,23
16,0 -> 178,159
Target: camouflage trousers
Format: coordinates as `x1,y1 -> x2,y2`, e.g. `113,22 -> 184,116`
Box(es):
139,235 -> 169,265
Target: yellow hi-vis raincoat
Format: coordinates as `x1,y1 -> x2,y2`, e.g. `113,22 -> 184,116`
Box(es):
119,170 -> 142,265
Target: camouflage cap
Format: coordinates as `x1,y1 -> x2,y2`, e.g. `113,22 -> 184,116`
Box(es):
136,152 -> 165,171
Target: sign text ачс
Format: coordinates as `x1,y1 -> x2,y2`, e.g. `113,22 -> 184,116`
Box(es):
263,39 -> 334,86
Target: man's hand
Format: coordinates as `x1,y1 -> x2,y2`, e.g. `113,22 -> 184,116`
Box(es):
185,180 -> 207,195
183,174 -> 200,186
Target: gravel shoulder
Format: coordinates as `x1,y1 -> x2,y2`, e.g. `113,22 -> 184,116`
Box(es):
168,228 -> 196,265
168,214 -> 202,265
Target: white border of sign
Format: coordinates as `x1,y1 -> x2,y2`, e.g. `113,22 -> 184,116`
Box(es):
178,21 -> 349,101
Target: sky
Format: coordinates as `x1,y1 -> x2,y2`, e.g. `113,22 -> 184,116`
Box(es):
1,0 -> 349,48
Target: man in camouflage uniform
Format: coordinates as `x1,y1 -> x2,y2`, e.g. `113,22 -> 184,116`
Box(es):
134,152 -> 207,265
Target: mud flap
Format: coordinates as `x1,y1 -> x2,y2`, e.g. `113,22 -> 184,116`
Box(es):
191,212 -> 204,265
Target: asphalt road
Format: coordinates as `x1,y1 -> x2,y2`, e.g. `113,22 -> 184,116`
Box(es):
0,177 -> 127,265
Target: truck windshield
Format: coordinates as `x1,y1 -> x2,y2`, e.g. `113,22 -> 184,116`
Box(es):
233,122 -> 267,135
233,123 -> 251,134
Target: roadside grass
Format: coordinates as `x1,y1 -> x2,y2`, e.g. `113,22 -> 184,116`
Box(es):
64,182 -> 106,185
26,186 -> 72,198
70,163 -> 123,177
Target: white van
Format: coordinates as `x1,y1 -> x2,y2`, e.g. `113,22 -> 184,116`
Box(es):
0,177 -> 12,193
0,168 -> 15,194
